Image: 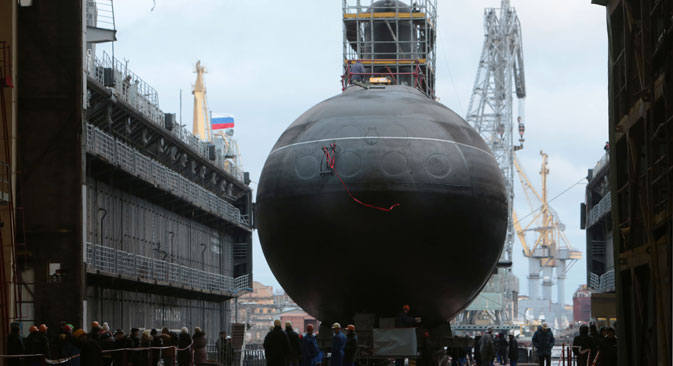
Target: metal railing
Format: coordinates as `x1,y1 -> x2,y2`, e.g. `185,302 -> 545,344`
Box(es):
587,191 -> 611,227
86,52 -> 245,182
87,242 -> 250,295
85,124 -> 250,228
599,269 -> 615,292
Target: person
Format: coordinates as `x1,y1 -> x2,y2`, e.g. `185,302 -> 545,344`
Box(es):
216,331 -> 228,364
350,61 -> 366,83
7,323 -> 25,366
137,330 -> 153,366
597,327 -> 617,366
149,328 -> 163,366
395,305 -> 417,366
90,321 -> 101,341
264,320 -> 290,366
588,323 -> 600,356
25,325 -> 50,365
473,332 -> 482,366
224,336 -> 235,366
177,327 -> 192,366
418,332 -> 437,366
331,323 -> 346,366
263,326 -> 274,365
497,332 -> 508,365
58,324 -> 80,366
286,322 -> 301,366
343,325 -> 358,366
301,324 -> 319,366
111,329 -> 132,366
193,327 -> 207,365
572,325 -> 594,366
507,333 -> 518,366
70,328 -> 103,366
532,323 -> 554,366
160,327 -> 178,366
478,327 -> 495,366
99,330 -> 116,366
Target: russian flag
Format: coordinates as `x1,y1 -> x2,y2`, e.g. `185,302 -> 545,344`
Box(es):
211,113 -> 235,130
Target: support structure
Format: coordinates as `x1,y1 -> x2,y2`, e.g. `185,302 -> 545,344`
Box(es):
457,0 -> 525,327
341,0 -> 437,98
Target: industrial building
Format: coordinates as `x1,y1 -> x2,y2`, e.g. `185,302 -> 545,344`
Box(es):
593,0 -> 672,365
581,150 -> 617,325
0,0 -> 253,352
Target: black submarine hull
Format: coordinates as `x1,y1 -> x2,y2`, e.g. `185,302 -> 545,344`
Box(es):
256,86 -> 506,325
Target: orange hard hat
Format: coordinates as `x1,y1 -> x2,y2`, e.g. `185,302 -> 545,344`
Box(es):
402,305 -> 410,311
306,324 -> 314,331
29,325 -> 38,333
91,321 -> 100,329
346,325 -> 355,331
39,324 -> 48,333
73,329 -> 86,338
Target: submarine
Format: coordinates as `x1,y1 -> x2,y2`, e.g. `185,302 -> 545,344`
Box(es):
256,0 -> 507,326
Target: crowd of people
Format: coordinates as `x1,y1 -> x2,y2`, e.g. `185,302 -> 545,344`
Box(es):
262,320 -> 358,366
571,324 -> 617,366
5,321 -> 236,366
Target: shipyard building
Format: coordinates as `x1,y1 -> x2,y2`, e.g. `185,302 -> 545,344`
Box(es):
0,0 -> 253,349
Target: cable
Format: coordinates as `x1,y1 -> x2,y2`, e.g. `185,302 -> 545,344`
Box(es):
513,176 -> 587,226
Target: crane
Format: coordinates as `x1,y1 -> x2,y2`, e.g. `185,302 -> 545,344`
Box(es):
513,151 -> 582,307
459,0 -> 526,326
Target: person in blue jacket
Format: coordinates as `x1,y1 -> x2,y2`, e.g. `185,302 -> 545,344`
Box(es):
532,323 -> 554,366
301,324 -> 319,366
331,323 -> 346,366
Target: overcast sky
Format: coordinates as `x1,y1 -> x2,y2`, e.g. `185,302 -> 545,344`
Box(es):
105,0 -> 609,308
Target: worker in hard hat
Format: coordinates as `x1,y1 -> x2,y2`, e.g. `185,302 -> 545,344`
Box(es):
394,305 -> 418,366
90,321 -> 101,341
285,321 -> 301,366
331,323 -> 346,366
343,325 -> 358,366
479,327 -> 495,366
70,328 -> 103,366
264,320 -> 290,366
301,324 -> 319,366
25,324 -> 50,365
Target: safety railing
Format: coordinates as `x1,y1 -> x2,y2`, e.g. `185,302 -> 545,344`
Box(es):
341,60 -> 426,91
85,124 -> 250,228
342,0 -> 437,19
587,191 -> 611,227
0,340 -> 233,366
599,269 -> 615,293
86,242 -> 250,295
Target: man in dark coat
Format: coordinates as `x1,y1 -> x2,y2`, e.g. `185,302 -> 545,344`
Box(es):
531,324 -> 554,366
497,332 -> 508,365
70,329 -> 103,366
177,327 -> 193,366
507,334 -> 518,366
264,320 -> 290,366
6,324 -> 25,366
394,305 -> 417,366
286,322 -> 301,366
150,329 -> 163,366
160,327 -> 178,366
572,325 -> 595,366
300,325 -> 319,366
473,333 -> 482,366
597,328 -> 617,366
588,324 -> 600,357
25,325 -> 50,365
343,325 -> 358,366
112,329 -> 133,366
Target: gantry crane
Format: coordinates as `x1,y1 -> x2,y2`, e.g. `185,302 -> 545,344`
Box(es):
458,0 -> 526,327
513,151 -> 582,308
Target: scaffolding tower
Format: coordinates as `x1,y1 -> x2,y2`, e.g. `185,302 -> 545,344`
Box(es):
342,0 -> 437,98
